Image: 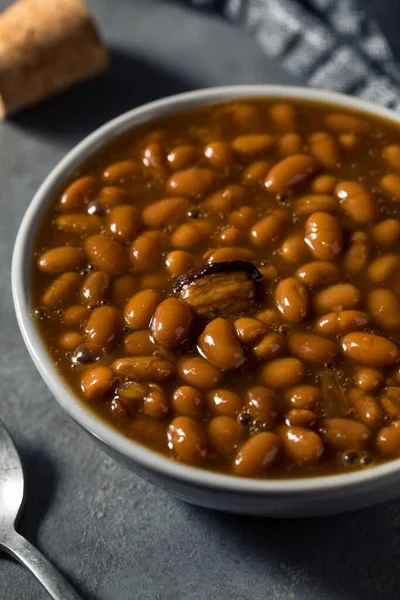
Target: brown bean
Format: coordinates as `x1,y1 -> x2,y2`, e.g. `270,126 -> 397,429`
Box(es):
81,366 -> 114,399
348,388 -> 384,429
232,134 -> 274,155
335,181 -> 377,223
338,133 -> 359,149
218,227 -> 242,246
112,356 -> 174,381
124,289 -> 161,329
110,275 -> 138,309
228,205 -> 257,230
59,176 -> 98,212
171,222 -> 208,249
84,234 -> 129,275
130,415 -> 167,451
130,233 -> 162,271
152,298 -> 193,348
255,309 -> 281,328
371,219 -> 400,248
284,385 -> 321,409
94,186 -> 131,213
84,306 -> 121,347
168,416 -> 208,465
233,318 -> 267,345
177,356 -> 222,390
142,143 -> 166,170
208,416 -> 245,458
265,154 -> 318,194
56,214 -> 101,235
143,384 -> 169,420
233,432 -> 281,476
294,194 -> 338,216
62,305 -> 89,328
229,103 -> 262,131
288,332 -> 338,364
382,144 -> 400,172
380,173 -> 400,200
106,205 -> 140,243
241,160 -> 271,185
167,167 -> 218,196
142,197 -> 189,229
324,113 -> 370,134
244,386 -> 278,427
269,102 -> 297,131
368,288 -> 400,330
295,261 -> 339,287
376,421 -> 400,456
341,332 -> 400,367
102,159 -> 140,183
80,271 -> 109,305
206,389 -> 242,417
258,264 -> 278,286
198,318 -> 244,370
204,141 -> 234,170
278,425 -> 323,463
165,250 -> 193,277
311,174 -> 338,194
285,409 -> 316,428
318,418 -> 372,450
277,133 -> 303,157
355,367 -> 384,393
314,284 -> 360,314
367,254 -> 400,284
260,357 -> 304,389
316,310 -> 369,336
42,272 -> 81,307
280,234 -> 310,264
250,209 -> 288,248
203,184 -> 246,214
343,231 -> 369,274
308,132 -> 340,170
275,277 -> 308,323
304,212 -> 342,261
38,247 -> 84,274
58,331 -> 83,351
124,330 -> 155,356
379,387 -> 400,419
205,246 -> 256,263
167,145 -> 199,170
253,332 -> 285,361
172,386 -> 204,418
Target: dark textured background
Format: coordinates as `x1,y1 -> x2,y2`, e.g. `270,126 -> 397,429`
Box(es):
1,1 -> 400,599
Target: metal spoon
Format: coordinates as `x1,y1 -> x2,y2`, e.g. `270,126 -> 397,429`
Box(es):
0,419 -> 82,599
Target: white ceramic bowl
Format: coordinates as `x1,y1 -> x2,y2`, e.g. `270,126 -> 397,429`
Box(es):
12,85 -> 400,517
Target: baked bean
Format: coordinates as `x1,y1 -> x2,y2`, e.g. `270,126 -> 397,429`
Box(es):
278,425 -> 323,463
308,132 -> 340,170
177,356 -> 222,389
253,332 -> 285,361
232,134 -> 274,155
304,212 -> 343,261
367,254 -> 400,284
325,113 -> 370,134
354,366 -> 384,393
265,154 -> 318,194
241,160 -> 271,185
260,357 -> 304,389
143,384 -> 169,420
81,366 -> 114,399
85,306 -> 121,347
250,209 -> 288,248
343,231 -> 369,274
288,332 -> 337,364
376,421 -> 400,456
318,418 -> 372,450
110,275 -> 137,309
124,330 -> 155,356
95,186 -> 131,212
171,222 -> 207,249
172,386 -> 204,418
84,234 -> 129,274
165,250 -> 193,277
380,173 -> 400,200
275,277 -> 308,323
280,234 -> 310,264
102,159 -> 140,183
152,298 -> 193,348
142,143 -> 166,170
130,233 -> 162,271
339,133 -> 359,149
107,205 -> 140,243
112,356 -> 174,381
258,264 -> 278,285
167,145 -> 199,170
244,386 -> 278,427
228,205 -> 257,230
348,388 -> 384,429
294,194 -> 338,216
204,142 -> 234,170
284,385 -> 321,409
335,181 -> 377,223
269,102 -> 297,131
142,197 -> 188,229
167,167 -> 219,196
206,246 -> 256,263
56,214 -> 101,235
285,409 -> 316,428
316,310 -> 370,336
59,175 -> 98,212
341,332 -> 400,367
130,415 -> 167,451
38,247 -> 84,274
278,133 -> 303,157
255,309 -> 281,328
379,387 -> 400,419
139,274 -> 168,292
371,219 -> 400,248
80,271 -> 109,305
295,261 -> 339,287
368,288 -> 400,330
218,227 -> 242,246
198,318 -> 244,370
42,272 -> 81,307
62,305 -> 89,328
206,389 -> 242,417
382,144 -> 400,172
203,184 -> 246,214
233,318 -> 266,345
233,432 -> 281,477
229,103 -> 262,131
314,284 -> 360,314
58,331 -> 83,351
311,174 -> 338,194
124,289 -> 160,329
117,380 -> 147,409
168,416 -> 208,465
208,416 -> 245,458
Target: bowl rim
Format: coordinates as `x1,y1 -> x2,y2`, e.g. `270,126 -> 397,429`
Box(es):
12,84 -> 400,495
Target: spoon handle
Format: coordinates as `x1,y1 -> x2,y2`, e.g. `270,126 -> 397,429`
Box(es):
1,531 -> 82,600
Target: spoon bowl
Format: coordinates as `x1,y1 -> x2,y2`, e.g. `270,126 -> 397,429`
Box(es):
0,421 -> 24,530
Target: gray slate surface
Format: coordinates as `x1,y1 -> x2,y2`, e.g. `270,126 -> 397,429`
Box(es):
1,0 -> 399,598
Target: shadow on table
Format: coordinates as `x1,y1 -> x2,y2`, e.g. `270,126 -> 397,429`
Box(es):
186,500 -> 400,600
10,47 -> 194,148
